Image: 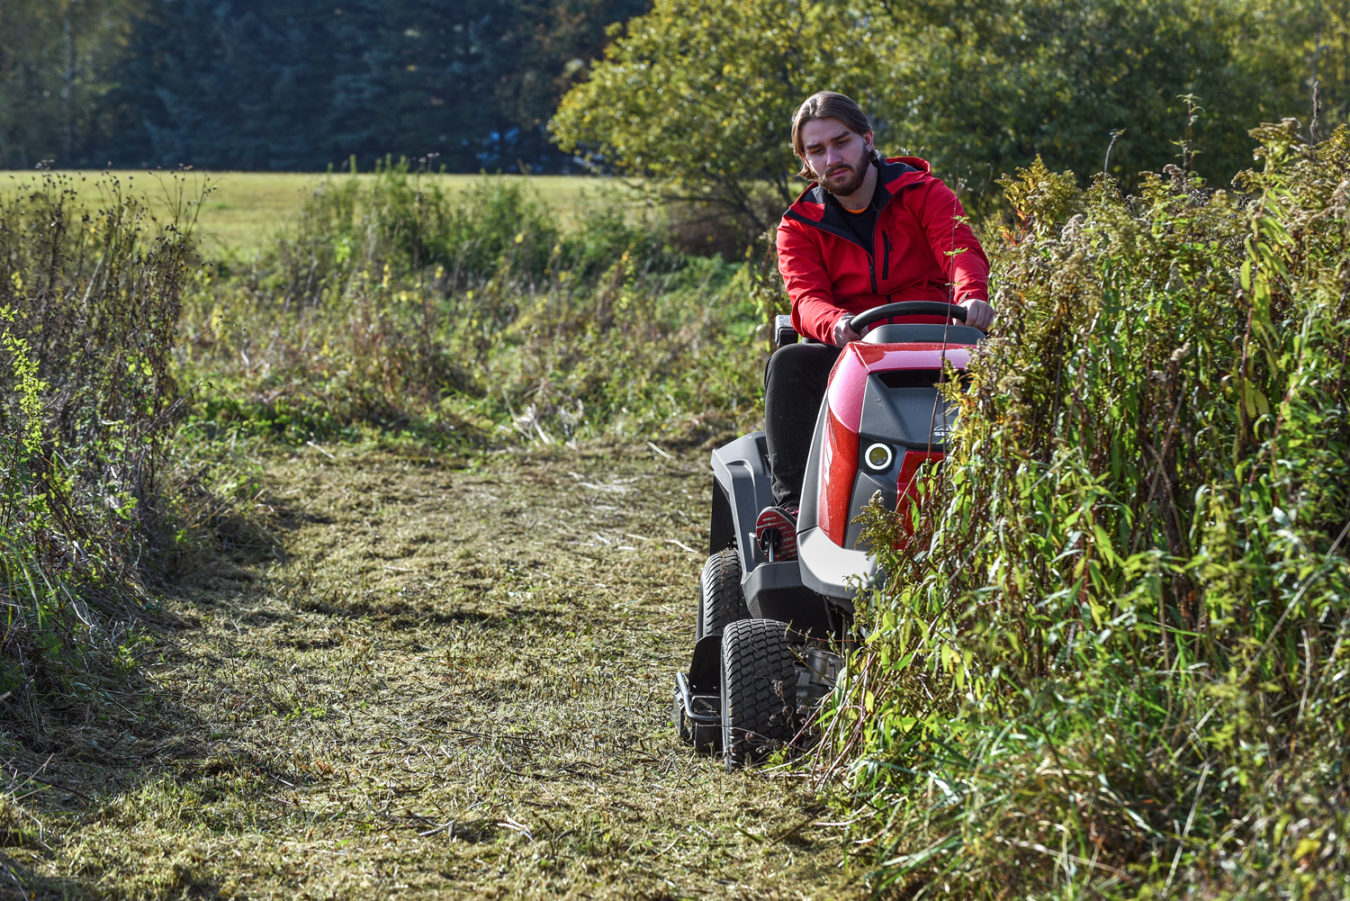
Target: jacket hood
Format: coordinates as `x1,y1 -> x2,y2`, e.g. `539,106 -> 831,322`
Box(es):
786,156 -> 933,222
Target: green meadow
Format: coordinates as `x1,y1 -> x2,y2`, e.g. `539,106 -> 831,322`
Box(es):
0,171 -> 633,259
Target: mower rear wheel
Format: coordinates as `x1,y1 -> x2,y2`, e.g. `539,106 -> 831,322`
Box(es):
698,547 -> 749,640
720,618 -> 797,770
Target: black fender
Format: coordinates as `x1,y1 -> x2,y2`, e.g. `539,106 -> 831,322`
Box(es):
686,634 -> 722,694
707,431 -> 776,573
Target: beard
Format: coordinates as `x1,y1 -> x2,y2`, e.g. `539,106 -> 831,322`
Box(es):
821,154 -> 870,197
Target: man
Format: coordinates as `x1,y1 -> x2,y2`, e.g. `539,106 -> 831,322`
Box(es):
756,91 -> 993,559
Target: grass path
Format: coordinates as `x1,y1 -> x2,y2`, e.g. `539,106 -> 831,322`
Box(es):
6,442 -> 862,899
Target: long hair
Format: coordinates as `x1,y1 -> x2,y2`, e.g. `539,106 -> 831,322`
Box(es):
790,91 -> 878,180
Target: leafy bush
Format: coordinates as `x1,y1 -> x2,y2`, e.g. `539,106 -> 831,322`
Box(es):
183,166 -> 764,447
0,175 -> 195,735
821,125 -> 1350,897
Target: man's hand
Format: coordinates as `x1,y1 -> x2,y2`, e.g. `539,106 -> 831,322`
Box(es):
832,316 -> 861,347
960,298 -> 995,331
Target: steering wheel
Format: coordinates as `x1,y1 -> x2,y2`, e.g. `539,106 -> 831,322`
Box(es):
847,300 -> 969,335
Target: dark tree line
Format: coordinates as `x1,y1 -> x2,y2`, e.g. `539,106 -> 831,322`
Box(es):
0,0 -> 646,171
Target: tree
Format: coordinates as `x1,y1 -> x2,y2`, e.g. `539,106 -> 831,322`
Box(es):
0,0 -> 149,168
494,0 -> 649,170
1225,0 -> 1350,137
877,0 -> 1305,194
550,0 -> 905,232
553,0 -> 1324,231
106,0 -> 645,171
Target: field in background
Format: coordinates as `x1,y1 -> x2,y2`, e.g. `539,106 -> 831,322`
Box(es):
0,171 -> 640,258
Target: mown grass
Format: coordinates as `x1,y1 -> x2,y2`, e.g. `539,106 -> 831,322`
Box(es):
2,442 -> 861,898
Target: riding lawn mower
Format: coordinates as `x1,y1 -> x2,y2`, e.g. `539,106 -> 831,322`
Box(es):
672,300 -> 983,768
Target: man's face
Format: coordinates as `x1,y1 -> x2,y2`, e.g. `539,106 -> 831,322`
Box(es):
800,117 -> 873,197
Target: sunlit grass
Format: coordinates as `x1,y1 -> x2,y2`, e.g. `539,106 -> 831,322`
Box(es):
0,171 -> 637,259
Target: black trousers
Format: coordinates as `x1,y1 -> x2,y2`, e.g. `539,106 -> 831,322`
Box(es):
764,342 -> 841,507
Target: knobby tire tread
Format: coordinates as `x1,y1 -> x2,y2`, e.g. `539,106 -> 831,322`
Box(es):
700,547 -> 749,639
721,619 -> 796,769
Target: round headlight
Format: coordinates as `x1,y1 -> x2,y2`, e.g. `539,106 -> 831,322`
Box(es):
863,442 -> 893,472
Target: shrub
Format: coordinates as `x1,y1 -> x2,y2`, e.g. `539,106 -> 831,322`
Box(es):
0,174 -> 195,737
183,166 -> 764,447
820,125 -> 1350,897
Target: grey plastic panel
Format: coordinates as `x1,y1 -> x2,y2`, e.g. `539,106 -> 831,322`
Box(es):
859,381 -> 955,451
742,561 -> 835,638
844,380 -> 954,546
861,323 -> 984,346
798,526 -> 878,603
708,431 -> 777,574
844,469 -> 897,549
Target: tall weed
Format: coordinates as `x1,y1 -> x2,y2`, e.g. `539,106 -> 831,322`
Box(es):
0,175 -> 194,738
184,165 -> 763,446
822,125 -> 1350,896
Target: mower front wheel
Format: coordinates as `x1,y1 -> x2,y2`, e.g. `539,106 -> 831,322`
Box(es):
720,618 -> 797,769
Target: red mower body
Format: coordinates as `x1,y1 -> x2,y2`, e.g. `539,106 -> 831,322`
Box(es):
816,341 -> 972,547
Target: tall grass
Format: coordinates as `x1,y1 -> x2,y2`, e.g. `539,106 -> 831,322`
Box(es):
821,123 -> 1350,897
182,162 -> 765,447
0,175 -> 195,736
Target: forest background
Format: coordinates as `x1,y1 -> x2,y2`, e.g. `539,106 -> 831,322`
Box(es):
2,0 -> 1348,206
2,0 -> 1350,897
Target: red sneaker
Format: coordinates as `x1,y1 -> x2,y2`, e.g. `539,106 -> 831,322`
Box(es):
755,505 -> 799,561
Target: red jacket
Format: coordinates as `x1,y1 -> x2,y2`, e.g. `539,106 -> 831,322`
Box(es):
777,156 -> 990,344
